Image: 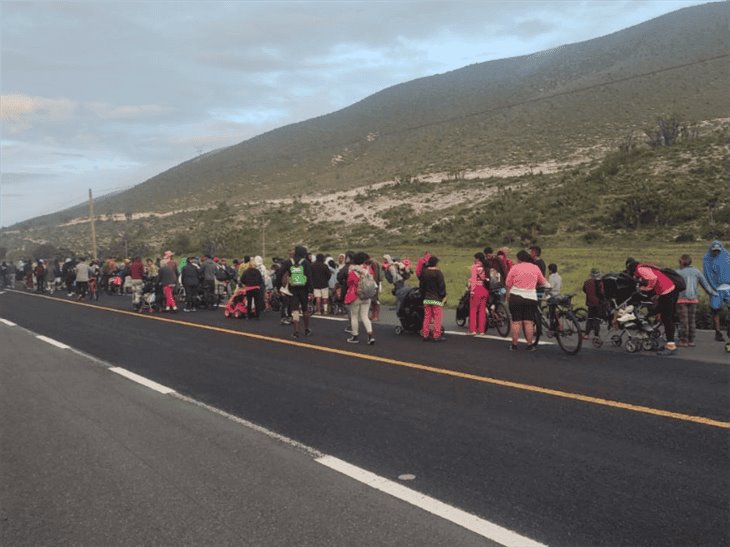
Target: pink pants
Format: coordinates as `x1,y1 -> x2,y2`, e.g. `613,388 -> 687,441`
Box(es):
422,304 -> 443,338
163,285 -> 176,309
469,286 -> 489,334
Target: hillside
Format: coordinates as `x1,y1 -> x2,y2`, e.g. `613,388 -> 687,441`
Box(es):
1,2 -> 728,259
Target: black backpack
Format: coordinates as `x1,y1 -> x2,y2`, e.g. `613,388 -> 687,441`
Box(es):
641,264 -> 686,293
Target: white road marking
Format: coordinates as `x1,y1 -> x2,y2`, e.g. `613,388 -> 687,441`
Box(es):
36,335 -> 70,349
0,318 -> 17,326
310,315 -> 347,322
444,330 -> 555,345
316,456 -> 546,547
109,367 -> 176,395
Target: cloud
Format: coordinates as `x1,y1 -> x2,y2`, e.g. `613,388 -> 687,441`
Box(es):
87,102 -> 173,120
0,94 -> 77,131
1,172 -> 58,185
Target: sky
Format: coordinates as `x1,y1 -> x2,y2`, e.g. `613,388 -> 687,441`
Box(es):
0,0 -> 711,227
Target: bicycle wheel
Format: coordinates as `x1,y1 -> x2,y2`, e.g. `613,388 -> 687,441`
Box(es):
555,312 -> 583,355
493,302 -> 510,337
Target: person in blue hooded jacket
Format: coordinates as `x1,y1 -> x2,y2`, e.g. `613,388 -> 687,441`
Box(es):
703,240 -> 730,341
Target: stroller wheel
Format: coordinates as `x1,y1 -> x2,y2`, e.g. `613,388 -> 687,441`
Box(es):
591,336 -> 603,348
455,317 -> 466,328
624,339 -> 639,353
611,335 -> 622,347
394,326 -> 403,335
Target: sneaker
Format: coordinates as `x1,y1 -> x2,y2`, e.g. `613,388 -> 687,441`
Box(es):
344,327 -> 353,334
715,331 -> 725,342
467,332 -> 477,336
293,331 -> 300,339
304,329 -> 312,337
508,344 -> 518,351
656,347 -> 677,356
165,306 -> 171,312
525,344 -> 537,352
677,340 -> 689,347
347,336 -> 359,344
367,335 -> 375,345
688,341 -> 696,347
281,318 -> 291,325
434,335 -> 447,342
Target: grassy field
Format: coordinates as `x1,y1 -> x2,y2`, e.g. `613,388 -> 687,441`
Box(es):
366,242 -> 716,308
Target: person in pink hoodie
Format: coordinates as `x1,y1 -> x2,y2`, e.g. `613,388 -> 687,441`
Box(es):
626,257 -> 678,356
467,252 -> 490,335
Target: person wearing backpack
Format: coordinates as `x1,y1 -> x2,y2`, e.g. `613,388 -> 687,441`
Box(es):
626,258 -> 680,356
344,252 -> 375,345
279,245 -> 313,338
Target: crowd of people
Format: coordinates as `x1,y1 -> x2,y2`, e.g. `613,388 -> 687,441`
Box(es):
2,239 -> 728,355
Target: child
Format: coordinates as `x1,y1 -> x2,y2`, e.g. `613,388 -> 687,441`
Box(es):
548,263 -> 562,296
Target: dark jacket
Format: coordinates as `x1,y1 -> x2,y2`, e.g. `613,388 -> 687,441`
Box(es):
419,268 -> 446,302
181,263 -> 200,286
583,278 -> 604,307
159,262 -> 179,286
311,261 -> 331,290
241,267 -> 263,288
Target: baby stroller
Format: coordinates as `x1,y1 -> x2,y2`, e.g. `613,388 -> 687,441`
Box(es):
224,288 -> 248,319
394,287 -> 424,335
456,289 -> 469,327
602,272 -> 663,352
137,280 -> 162,313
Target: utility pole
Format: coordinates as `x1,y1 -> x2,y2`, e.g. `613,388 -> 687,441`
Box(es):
88,189 -> 98,260
262,215 -> 266,263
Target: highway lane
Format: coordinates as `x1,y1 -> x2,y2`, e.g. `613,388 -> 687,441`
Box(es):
1,289 -> 728,546
0,324 -> 493,547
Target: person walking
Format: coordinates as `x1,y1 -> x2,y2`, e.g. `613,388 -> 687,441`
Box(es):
420,255 -> 447,342
505,250 -> 547,351
344,252 -> 375,345
468,252 -> 489,336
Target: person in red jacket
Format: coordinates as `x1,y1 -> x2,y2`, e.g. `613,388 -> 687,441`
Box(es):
626,258 -> 678,356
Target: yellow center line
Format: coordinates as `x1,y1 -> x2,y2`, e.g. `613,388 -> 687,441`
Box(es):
6,290 -> 730,429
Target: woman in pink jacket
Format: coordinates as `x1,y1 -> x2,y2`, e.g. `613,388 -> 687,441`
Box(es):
468,252 -> 489,335
626,258 -> 678,356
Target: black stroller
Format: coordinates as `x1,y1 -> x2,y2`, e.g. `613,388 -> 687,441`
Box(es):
137,280 -> 163,313
602,272 -> 663,352
394,287 -> 424,335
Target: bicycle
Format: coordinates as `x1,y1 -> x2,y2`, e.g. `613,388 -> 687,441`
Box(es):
456,289 -> 510,337
534,293 -> 583,355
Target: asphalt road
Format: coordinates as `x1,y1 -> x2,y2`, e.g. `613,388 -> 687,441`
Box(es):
1,289 -> 728,546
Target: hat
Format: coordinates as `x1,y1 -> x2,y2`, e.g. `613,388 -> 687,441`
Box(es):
710,241 -> 723,251
213,257 -> 220,262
